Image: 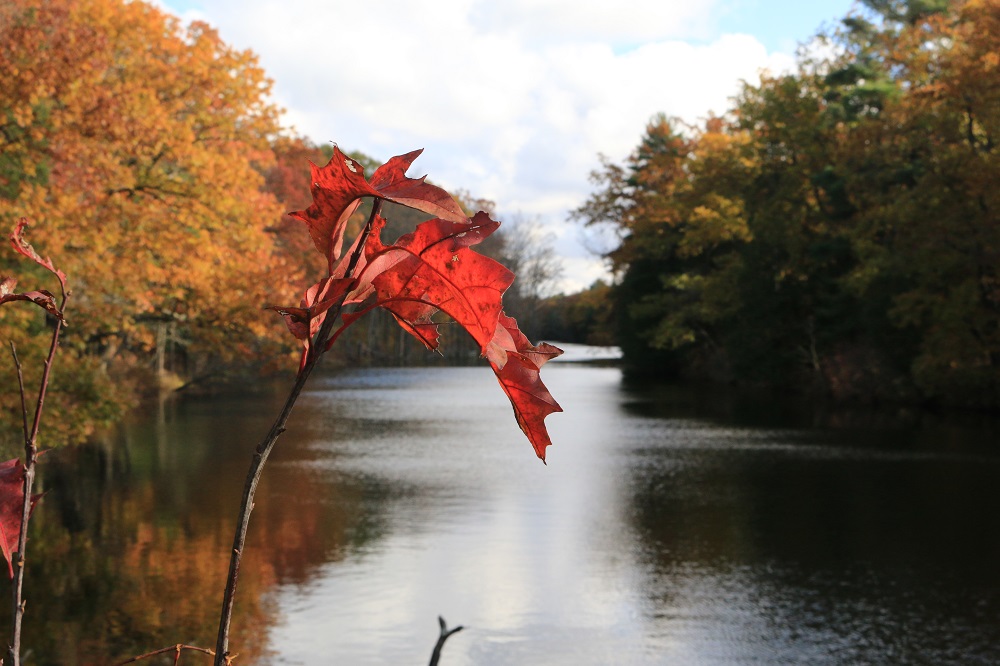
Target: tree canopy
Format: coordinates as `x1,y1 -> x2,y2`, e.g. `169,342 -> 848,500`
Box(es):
0,0 -> 301,442
576,0 -> 1000,407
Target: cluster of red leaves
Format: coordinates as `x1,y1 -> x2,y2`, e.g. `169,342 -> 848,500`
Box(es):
0,220 -> 62,577
270,148 -> 562,460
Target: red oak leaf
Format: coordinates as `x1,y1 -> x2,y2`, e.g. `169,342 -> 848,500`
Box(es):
273,147 -> 563,461
0,276 -> 63,320
290,148 -> 466,272
267,276 -> 354,369
368,149 -> 466,223
290,148 -> 377,271
486,313 -> 563,461
10,219 -> 67,296
351,211 -> 514,353
330,213 -> 561,459
0,459 -> 41,579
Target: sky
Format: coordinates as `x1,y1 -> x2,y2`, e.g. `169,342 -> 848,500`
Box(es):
158,0 -> 858,293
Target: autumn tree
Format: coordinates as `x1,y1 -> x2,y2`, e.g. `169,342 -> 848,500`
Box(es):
0,0 -> 292,437
578,0 -> 1000,406
834,0 -> 1000,403
574,116 -> 754,376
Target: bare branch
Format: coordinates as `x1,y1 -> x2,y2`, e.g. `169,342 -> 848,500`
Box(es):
114,644 -> 215,665
428,616 -> 464,666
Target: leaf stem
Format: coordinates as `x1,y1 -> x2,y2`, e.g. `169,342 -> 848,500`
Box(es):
213,199 -> 383,665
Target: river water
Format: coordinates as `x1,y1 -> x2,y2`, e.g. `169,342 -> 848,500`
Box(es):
16,351 -> 1000,664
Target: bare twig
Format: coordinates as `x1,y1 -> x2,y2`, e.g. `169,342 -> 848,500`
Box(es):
9,343 -> 28,445
428,616 -> 464,666
114,643 -> 216,665
212,199 -> 383,665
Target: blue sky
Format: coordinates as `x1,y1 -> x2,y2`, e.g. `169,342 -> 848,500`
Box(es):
715,0 -> 857,51
156,0 -> 860,292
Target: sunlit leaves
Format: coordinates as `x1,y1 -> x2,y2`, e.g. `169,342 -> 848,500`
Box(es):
0,0 -> 288,389
486,313 -> 564,460
356,212 -> 514,352
290,147 -> 467,272
276,149 -> 562,459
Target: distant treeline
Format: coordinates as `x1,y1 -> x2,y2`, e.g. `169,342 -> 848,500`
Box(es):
569,0 -> 1000,408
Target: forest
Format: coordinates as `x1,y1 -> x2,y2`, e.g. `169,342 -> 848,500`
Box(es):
569,0 -> 1000,409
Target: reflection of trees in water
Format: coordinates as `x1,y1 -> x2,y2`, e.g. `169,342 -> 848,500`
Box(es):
0,391 -> 395,665
620,393 -> 1000,663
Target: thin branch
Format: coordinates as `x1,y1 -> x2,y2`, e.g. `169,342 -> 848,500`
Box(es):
428,616 -> 464,666
8,290 -> 66,666
26,319 -> 63,448
114,644 -> 216,665
212,199 -> 383,665
8,342 -> 29,444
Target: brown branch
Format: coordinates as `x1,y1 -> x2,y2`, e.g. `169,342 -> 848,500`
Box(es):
9,342 -> 29,446
114,644 -> 216,665
7,288 -> 66,666
212,199 -> 383,665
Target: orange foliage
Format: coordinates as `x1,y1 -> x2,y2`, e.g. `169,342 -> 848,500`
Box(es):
0,0 -> 294,384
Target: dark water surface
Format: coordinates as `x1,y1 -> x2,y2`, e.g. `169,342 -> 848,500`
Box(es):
15,358 -> 1000,664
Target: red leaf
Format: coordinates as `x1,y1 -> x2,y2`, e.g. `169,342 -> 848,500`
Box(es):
337,212 -> 561,459
289,148 -> 465,270
0,276 -> 64,320
268,277 -> 354,369
265,305 -> 312,341
369,149 -> 467,223
280,148 -> 562,461
290,147 -> 377,271
9,219 -> 67,295
356,211 -> 514,352
0,458 -> 40,579
487,313 -> 563,461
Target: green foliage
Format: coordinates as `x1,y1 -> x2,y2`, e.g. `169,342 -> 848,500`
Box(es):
577,0 -> 1000,406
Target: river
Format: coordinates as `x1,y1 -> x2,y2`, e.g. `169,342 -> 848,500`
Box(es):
12,351 -> 1000,664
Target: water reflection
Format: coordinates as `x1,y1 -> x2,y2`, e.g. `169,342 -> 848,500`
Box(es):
4,364 -> 1000,664
617,383 -> 1000,664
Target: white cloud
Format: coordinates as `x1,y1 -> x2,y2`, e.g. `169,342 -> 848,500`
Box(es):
469,0 -> 723,44
160,0 -> 799,293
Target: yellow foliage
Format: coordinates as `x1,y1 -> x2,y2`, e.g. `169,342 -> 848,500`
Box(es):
0,0 -> 297,419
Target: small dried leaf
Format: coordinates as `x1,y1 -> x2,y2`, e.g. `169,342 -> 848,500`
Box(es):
0,288 -> 64,320
0,459 -> 41,579
10,219 -> 67,294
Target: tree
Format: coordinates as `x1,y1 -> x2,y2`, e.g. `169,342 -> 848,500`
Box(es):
574,116 -> 753,377
0,0 -> 292,424
576,0 -> 1000,405
838,0 -> 1000,404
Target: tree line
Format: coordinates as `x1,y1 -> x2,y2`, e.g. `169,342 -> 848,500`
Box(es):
571,0 -> 1000,408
